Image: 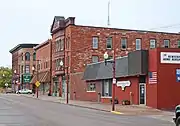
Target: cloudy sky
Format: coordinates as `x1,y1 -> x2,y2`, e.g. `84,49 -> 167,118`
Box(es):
0,0 -> 180,67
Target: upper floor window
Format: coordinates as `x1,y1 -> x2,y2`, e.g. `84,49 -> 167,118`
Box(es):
164,40 -> 170,48
21,53 -> 23,61
121,38 -> 127,49
136,39 -> 141,50
178,40 -> 180,48
61,39 -> 64,51
92,56 -> 99,63
150,39 -> 156,49
33,52 -> 36,61
92,37 -> 98,49
106,37 -> 112,49
25,52 -> 30,61
25,65 -> 30,73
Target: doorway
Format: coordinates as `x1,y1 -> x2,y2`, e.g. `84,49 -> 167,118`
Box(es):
139,83 -> 146,105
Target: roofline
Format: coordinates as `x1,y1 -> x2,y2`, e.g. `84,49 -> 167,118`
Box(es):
9,43 -> 39,53
34,39 -> 51,50
75,25 -> 180,35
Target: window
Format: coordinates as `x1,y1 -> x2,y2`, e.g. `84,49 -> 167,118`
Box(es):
61,39 -> 64,50
136,39 -> 141,50
178,40 -> 180,48
25,52 -> 30,61
87,83 -> 96,92
21,65 -> 24,74
66,38 -> 69,49
164,40 -> 170,48
33,53 -> 36,61
150,39 -> 156,49
121,38 -> 127,49
106,37 -> 112,49
102,79 -> 112,97
25,65 -> 30,73
92,37 -> 98,49
92,56 -> 99,63
21,53 -> 23,61
37,64 -> 40,70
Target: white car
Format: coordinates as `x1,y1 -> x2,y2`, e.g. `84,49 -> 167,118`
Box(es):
16,89 -> 32,94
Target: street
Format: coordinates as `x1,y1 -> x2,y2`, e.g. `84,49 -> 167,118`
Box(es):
0,94 -> 174,126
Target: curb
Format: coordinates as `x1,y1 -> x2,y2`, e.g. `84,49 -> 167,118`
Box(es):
19,94 -> 125,114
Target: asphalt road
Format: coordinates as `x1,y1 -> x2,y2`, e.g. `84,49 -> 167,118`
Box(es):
0,94 -> 174,126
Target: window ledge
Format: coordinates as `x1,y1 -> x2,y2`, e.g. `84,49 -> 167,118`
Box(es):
101,96 -> 112,99
86,91 -> 96,93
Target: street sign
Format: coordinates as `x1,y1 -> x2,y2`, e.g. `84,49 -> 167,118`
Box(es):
176,69 -> 180,82
5,83 -> 8,87
35,81 -> 40,87
23,74 -> 31,83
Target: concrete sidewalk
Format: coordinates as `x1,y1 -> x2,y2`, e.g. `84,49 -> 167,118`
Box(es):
18,94 -> 174,117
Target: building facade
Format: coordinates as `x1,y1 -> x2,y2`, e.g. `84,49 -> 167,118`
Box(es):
83,48 -> 180,110
31,40 -> 52,95
9,44 -> 38,92
50,16 -> 180,101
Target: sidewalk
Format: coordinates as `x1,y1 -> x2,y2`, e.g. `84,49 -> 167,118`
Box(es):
19,94 -> 174,117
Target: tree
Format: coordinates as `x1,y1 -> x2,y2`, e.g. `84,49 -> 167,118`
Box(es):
0,67 -> 12,88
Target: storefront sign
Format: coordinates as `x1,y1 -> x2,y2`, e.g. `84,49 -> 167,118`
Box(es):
116,81 -> 131,91
176,69 -> 180,82
160,52 -> 180,64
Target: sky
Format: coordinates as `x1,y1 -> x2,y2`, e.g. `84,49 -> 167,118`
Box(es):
0,0 -> 180,67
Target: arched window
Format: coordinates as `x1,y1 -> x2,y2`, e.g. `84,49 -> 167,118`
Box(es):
33,52 -> 36,61
25,52 -> 30,61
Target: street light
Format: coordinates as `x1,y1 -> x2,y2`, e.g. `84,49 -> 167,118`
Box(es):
59,60 -> 69,104
103,42 -> 116,111
32,65 -> 39,98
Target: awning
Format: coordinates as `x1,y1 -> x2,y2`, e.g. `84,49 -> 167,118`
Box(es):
30,71 -> 50,84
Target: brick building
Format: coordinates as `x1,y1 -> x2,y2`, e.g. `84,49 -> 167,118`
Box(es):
31,40 -> 52,95
9,43 -> 38,92
83,48 -> 180,110
50,16 -> 180,101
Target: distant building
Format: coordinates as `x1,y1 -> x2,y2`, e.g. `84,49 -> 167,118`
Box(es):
9,43 -> 38,92
31,40 -> 52,95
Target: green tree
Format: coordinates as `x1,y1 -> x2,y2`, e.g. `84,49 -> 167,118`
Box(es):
0,67 -> 12,88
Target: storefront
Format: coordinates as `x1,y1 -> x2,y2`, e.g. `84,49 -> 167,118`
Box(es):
82,48 -> 180,110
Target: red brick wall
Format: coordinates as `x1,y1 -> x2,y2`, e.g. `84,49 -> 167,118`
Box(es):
70,25 -> 180,74
115,77 -> 139,105
157,48 -> 180,109
36,40 -> 51,72
70,72 -> 101,101
146,49 -> 158,108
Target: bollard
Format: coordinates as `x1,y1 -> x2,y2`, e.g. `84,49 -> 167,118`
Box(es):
73,91 -> 76,100
130,92 -> 133,105
98,92 -> 101,103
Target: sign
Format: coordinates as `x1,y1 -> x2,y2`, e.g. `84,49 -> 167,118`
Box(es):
160,52 -> 180,64
117,81 -> 131,90
112,78 -> 116,84
23,74 -> 31,83
35,81 -> 41,87
176,69 -> 180,82
5,83 -> 8,87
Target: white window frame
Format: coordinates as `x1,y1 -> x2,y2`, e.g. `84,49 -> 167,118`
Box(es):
87,83 -> 96,92
92,56 -> 99,63
164,39 -> 170,48
92,37 -> 98,49
121,38 -> 127,49
136,39 -> 141,50
102,80 -> 112,98
106,37 -> 112,49
150,39 -> 156,49
25,65 -> 30,73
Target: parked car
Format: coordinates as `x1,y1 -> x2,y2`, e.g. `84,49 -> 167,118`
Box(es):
16,89 -> 32,94
173,105 -> 180,126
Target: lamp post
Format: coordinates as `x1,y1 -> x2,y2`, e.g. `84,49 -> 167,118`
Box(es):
32,65 -> 39,98
14,70 -> 20,93
59,60 -> 69,104
103,44 -> 116,111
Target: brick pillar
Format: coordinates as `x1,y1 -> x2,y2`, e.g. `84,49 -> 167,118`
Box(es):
59,76 -> 62,97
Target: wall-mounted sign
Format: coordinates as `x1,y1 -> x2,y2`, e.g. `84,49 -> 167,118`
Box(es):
176,69 -> 180,82
160,52 -> 180,64
116,81 -> 131,91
